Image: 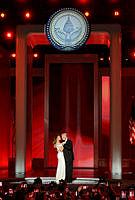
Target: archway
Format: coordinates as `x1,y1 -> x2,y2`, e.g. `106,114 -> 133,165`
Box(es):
15,24 -> 121,179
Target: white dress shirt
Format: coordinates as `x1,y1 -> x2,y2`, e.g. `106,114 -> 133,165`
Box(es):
62,138 -> 67,145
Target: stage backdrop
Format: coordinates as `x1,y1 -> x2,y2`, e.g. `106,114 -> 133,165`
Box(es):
10,68 -> 135,169
32,63 -> 94,168
0,47 -> 10,168
32,77 -> 44,159
49,63 -> 94,168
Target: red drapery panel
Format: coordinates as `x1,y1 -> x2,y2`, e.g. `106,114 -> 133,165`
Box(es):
99,76 -> 110,161
32,77 -> 44,158
122,76 -> 135,159
49,63 -> 94,168
0,47 -> 10,168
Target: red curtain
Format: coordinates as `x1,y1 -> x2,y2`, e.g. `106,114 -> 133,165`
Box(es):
49,63 -> 94,168
99,76 -> 110,161
32,77 -> 44,158
0,47 -> 10,168
122,76 -> 135,159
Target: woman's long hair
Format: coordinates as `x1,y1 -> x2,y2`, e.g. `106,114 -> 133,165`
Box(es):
53,134 -> 60,148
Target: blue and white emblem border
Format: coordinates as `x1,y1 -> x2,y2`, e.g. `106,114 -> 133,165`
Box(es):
45,8 -> 90,51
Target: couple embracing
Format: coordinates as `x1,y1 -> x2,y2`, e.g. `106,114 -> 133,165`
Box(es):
53,133 -> 74,184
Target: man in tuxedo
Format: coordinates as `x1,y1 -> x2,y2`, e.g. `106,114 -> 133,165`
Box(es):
61,133 -> 74,183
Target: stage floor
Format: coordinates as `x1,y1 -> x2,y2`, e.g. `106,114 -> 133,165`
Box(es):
0,168 -> 135,187
0,168 -> 99,179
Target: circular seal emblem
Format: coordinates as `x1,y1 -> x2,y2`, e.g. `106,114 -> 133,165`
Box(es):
46,8 -> 90,51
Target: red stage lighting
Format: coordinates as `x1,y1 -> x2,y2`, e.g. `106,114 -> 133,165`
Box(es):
5,31 -> 13,39
25,11 -> 31,19
109,0 -> 120,2
84,11 -> 90,17
16,0 -> 27,2
114,10 -> 120,16
11,53 -> 16,58
79,0 -> 88,3
0,53 -> 3,59
50,0 -> 58,2
33,53 -> 39,58
100,57 -> 104,61
132,52 -> 135,58
0,12 -> 6,18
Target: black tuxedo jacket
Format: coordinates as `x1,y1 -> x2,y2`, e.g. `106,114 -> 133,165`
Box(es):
63,139 -> 74,164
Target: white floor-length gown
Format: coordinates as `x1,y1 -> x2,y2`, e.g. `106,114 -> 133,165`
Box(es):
56,144 -> 66,184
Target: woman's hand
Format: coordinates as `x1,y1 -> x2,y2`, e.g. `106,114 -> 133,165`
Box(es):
59,146 -> 64,152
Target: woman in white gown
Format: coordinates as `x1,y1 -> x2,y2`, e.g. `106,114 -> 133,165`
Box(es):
53,135 -> 66,184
